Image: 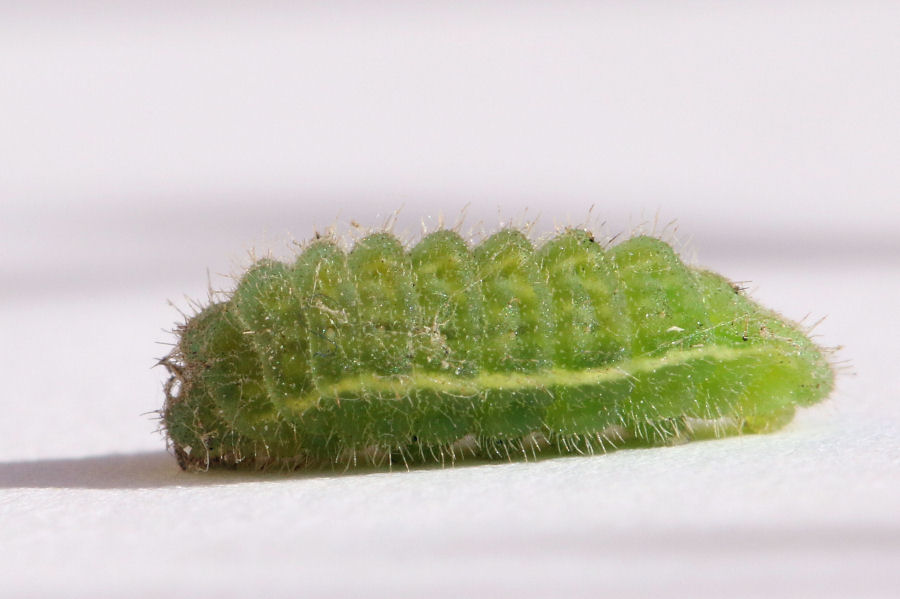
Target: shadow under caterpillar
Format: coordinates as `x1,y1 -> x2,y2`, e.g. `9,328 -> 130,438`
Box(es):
160,226 -> 834,471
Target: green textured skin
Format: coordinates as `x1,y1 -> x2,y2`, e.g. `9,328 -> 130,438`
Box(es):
162,229 -> 834,470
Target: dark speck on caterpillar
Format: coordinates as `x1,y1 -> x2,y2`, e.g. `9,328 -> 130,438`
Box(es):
158,219 -> 836,472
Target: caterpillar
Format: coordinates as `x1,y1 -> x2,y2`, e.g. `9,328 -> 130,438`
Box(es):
160,224 -> 834,471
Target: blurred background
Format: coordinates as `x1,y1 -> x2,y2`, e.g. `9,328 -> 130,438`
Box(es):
2,2 -> 898,597
3,1 -> 898,300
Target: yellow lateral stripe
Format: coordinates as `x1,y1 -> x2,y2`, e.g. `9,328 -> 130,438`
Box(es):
282,344 -> 778,413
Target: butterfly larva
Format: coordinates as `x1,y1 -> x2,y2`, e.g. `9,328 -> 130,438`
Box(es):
161,225 -> 834,471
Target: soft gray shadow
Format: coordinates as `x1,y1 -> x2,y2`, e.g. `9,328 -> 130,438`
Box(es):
0,450 -> 509,489
0,440 -> 658,490
0,451 -> 326,490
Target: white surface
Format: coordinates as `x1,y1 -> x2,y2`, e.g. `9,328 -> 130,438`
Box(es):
2,3 -> 899,598
2,264 -> 900,599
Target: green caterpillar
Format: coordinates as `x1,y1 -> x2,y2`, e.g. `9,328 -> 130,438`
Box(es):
161,226 -> 834,471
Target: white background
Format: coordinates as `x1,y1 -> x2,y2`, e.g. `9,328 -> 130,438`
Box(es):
2,2 -> 899,597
